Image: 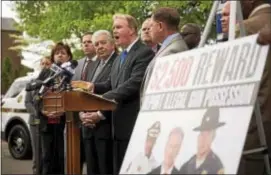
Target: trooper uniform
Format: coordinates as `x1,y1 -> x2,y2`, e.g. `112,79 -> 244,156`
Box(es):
179,107 -> 225,174
125,121 -> 161,174
179,150 -> 224,174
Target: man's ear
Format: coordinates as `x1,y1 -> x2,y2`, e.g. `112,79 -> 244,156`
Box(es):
158,22 -> 164,32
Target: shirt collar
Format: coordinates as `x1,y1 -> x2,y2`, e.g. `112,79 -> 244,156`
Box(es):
161,33 -> 179,50
160,164 -> 174,174
249,4 -> 271,18
125,37 -> 139,53
101,51 -> 115,65
86,55 -> 97,62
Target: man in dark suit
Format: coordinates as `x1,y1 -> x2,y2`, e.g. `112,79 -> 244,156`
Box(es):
149,127 -> 184,174
73,32 -> 97,81
141,7 -> 188,97
78,30 -> 118,175
73,14 -> 155,174
221,1 -> 271,174
179,108 -> 224,174
72,32 -> 96,172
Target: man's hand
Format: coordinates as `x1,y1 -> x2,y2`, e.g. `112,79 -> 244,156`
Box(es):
81,112 -> 101,128
71,81 -> 94,91
257,25 -> 271,45
42,111 -> 64,118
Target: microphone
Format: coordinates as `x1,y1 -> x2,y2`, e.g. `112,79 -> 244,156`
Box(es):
25,60 -> 78,95
25,80 -> 43,91
43,60 -> 78,85
39,60 -> 78,94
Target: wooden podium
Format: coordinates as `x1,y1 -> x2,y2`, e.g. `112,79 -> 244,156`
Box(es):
42,90 -> 117,174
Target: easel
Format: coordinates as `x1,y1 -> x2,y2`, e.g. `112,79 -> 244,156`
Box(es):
199,1 -> 270,174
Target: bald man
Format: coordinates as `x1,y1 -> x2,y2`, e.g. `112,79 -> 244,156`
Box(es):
181,23 -> 201,49
141,18 -> 160,53
221,2 -> 230,33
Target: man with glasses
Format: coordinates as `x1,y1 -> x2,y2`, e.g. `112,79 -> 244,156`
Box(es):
181,23 -> 201,50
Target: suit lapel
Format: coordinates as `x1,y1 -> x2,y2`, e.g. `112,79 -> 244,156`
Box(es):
73,58 -> 85,80
86,60 -> 99,82
95,52 -> 117,82
155,34 -> 182,58
115,40 -> 140,85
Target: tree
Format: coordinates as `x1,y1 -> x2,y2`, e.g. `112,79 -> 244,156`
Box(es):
2,57 -> 31,93
2,57 -> 13,93
13,1 -> 214,43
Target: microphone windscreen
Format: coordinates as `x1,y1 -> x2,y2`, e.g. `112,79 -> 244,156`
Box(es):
70,60 -> 78,69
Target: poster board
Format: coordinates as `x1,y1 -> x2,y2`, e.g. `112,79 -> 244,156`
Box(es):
120,34 -> 269,174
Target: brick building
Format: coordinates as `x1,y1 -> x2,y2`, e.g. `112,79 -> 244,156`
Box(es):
1,17 -> 22,70
1,17 -> 22,93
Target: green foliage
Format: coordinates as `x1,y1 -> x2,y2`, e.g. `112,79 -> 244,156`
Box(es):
72,49 -> 84,60
2,57 -> 13,93
14,0 -> 214,42
1,57 -> 31,93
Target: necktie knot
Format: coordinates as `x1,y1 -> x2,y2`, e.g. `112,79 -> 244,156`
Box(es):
120,50 -> 128,65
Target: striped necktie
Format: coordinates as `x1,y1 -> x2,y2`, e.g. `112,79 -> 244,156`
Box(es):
81,59 -> 91,80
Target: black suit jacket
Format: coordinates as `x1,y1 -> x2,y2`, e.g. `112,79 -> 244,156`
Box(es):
94,40 -> 154,140
82,52 -> 117,139
35,68 -> 66,132
148,165 -> 179,174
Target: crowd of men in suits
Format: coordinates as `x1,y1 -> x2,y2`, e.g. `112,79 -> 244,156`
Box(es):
25,0 -> 271,174
70,7 -> 201,175
72,1 -> 271,174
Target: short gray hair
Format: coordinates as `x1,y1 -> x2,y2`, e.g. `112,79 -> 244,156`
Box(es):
92,30 -> 114,44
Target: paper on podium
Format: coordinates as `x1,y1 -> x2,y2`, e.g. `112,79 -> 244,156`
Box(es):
71,81 -> 90,91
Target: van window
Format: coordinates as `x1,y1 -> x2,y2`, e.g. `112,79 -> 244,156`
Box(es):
4,80 -> 29,98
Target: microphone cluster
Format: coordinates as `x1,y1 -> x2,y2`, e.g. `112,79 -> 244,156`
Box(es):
26,60 -> 78,95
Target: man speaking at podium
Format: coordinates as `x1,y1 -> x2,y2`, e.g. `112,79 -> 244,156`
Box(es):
73,14 -> 154,174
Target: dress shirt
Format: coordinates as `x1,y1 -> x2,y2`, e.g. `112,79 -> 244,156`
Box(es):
160,33 -> 180,50
160,164 -> 174,174
125,37 -> 139,53
97,39 -> 139,119
92,51 -> 115,82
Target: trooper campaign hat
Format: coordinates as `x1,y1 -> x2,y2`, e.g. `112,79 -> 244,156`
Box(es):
147,121 -> 161,138
193,107 -> 225,131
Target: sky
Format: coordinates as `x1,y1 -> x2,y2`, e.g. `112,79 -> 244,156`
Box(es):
2,1 -> 49,70
2,1 -> 18,21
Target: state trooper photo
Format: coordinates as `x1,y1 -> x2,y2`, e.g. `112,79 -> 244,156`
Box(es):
179,107 -> 225,174
125,121 -> 160,174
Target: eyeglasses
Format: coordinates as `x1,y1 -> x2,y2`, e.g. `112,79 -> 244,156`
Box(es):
181,32 -> 197,37
41,62 -> 51,66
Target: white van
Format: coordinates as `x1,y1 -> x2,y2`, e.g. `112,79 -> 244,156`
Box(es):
1,72 -> 39,159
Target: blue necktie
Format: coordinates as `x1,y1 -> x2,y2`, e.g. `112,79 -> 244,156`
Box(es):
120,50 -> 128,65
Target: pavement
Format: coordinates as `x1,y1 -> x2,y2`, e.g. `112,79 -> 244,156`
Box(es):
1,141 -> 32,174
1,141 -> 87,174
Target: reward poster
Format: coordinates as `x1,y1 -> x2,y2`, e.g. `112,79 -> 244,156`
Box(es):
120,34 -> 269,174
